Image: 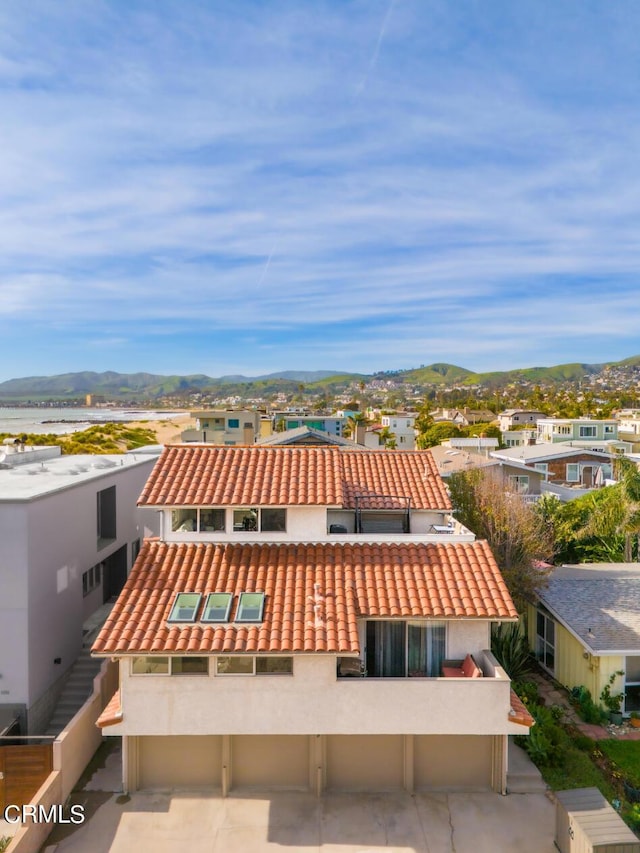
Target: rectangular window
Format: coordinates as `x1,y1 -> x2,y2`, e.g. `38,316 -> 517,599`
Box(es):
255,657 -> 293,675
216,656 -> 255,675
131,656 -> 169,675
199,509 -> 225,532
82,562 -> 103,597
536,609 -> 555,673
172,509 -> 225,533
508,475 -> 529,493
554,425 -> 571,435
233,508 -> 286,532
625,656 -> 640,714
215,656 -> 293,675
227,418 -> 240,429
566,463 -> 580,482
579,426 -> 597,437
202,593 -> 233,623
604,425 -> 615,434
97,485 -> 116,549
234,508 -> 258,531
172,508 -> 197,532
171,657 -> 208,675
167,592 -> 202,623
533,463 -> 548,474
236,592 -> 265,622
261,508 -> 286,531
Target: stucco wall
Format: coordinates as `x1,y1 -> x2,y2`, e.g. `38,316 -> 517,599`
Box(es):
112,651 -> 512,737
24,461 -> 155,708
0,503 -> 30,705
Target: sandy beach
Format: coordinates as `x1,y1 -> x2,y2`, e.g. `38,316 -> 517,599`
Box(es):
125,413 -> 197,445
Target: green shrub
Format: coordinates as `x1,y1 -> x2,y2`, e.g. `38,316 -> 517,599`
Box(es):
0,837 -> 11,853
491,622 -> 532,681
524,725 -> 554,765
571,686 -> 608,724
514,680 -> 540,706
573,734 -> 595,752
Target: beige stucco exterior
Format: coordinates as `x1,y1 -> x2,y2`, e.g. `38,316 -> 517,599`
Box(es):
105,643 -> 521,740
124,732 -> 506,795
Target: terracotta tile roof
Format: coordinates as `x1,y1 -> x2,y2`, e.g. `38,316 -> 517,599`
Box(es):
138,446 -> 451,511
509,688 -> 535,728
96,689 -> 122,729
92,540 -> 516,656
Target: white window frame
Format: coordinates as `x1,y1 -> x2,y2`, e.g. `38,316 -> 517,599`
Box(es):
536,609 -> 555,674
508,474 -> 529,493
215,656 -> 294,676
579,425 -> 597,438
566,463 -> 580,482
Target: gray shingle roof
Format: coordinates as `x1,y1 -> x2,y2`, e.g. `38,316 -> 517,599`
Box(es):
538,565 -> 640,653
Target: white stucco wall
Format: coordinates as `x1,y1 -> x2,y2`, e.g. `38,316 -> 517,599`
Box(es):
0,503 -> 30,705
163,506 -> 472,542
110,645 -> 512,738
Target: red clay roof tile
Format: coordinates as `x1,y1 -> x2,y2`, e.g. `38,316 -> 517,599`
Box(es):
92,540 -> 517,656
138,446 -> 451,510
509,688 -> 535,728
96,689 -> 122,729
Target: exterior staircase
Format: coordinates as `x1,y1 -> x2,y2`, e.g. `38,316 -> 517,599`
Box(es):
45,645 -> 103,737
506,737 -> 548,794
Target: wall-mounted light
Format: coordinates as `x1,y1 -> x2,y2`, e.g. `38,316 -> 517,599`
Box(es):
53,657 -> 62,665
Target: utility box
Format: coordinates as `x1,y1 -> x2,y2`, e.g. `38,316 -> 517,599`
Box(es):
555,787 -> 640,853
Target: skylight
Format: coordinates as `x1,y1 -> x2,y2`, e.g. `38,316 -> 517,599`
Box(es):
202,592 -> 233,623
236,592 -> 265,622
167,592 -> 202,623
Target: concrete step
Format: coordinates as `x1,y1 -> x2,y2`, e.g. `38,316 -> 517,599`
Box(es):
507,773 -> 548,794
507,737 -> 548,794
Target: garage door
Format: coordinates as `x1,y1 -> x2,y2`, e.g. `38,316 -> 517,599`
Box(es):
414,735 -> 492,791
326,735 -> 404,791
232,735 -> 310,790
138,736 -> 222,790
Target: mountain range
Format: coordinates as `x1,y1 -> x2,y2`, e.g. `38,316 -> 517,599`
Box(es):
0,356 -> 639,401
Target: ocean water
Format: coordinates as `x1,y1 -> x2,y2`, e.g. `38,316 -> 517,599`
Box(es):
0,407 -> 186,436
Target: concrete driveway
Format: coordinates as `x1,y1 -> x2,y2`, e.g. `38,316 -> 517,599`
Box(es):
43,788 -> 556,853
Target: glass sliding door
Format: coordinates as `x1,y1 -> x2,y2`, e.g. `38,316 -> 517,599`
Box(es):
366,621 -> 446,677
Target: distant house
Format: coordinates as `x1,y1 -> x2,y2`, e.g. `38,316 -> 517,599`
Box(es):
536,418 -> 625,451
93,445 -> 531,797
497,410 -> 546,432
491,445 -> 615,500
272,413 -> 347,438
525,564 -> 640,716
429,447 -> 545,498
433,407 -> 495,427
182,410 -> 262,445
380,413 -> 417,449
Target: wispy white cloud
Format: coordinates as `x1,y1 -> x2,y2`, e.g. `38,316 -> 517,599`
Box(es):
0,1 -> 639,378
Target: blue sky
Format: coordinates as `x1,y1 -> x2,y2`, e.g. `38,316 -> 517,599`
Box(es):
1,0 -> 639,381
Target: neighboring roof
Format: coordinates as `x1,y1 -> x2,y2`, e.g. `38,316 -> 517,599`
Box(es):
256,426 -> 361,447
509,689 -> 535,728
97,689 -> 122,728
537,564 -> 640,654
139,445 -> 451,510
445,438 -> 499,448
429,447 -> 498,476
0,452 -> 155,502
92,539 -> 517,656
491,445 -> 611,464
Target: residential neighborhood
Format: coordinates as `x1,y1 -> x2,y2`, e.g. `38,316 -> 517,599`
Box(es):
3,2 -> 640,850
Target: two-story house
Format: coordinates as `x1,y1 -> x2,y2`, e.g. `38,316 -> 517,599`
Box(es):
93,446 -> 531,796
380,413 -> 417,449
181,410 -> 263,445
